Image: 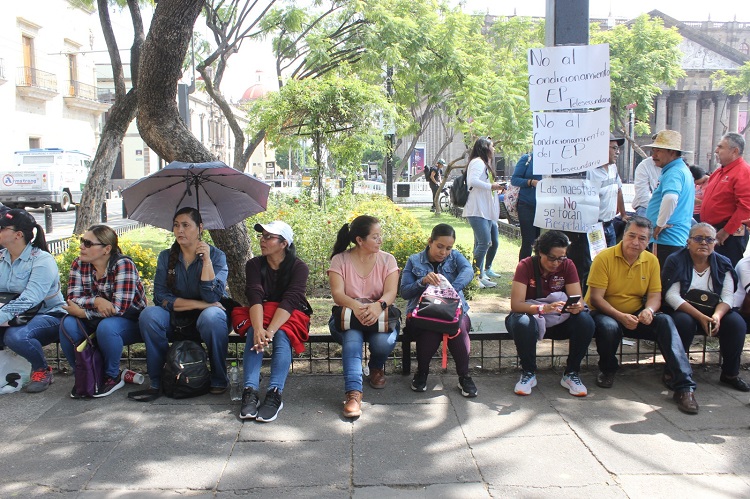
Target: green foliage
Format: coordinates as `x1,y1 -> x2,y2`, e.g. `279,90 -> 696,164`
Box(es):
54,237 -> 158,296
592,14 -> 685,137
246,192 -> 429,292
712,61 -> 750,96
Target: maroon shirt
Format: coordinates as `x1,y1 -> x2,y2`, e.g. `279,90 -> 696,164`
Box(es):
513,256 -> 579,300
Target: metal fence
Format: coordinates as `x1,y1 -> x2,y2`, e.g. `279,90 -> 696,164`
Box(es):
47,221 -> 146,256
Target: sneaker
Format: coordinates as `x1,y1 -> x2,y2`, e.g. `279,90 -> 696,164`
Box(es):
240,388 -> 260,420
25,366 -> 54,393
256,388 -> 284,423
70,386 -> 84,399
458,375 -> 478,397
596,371 -> 615,389
485,269 -> 501,278
514,371 -> 537,395
411,372 -> 428,392
478,277 -> 497,289
560,372 -> 587,397
93,372 -> 125,398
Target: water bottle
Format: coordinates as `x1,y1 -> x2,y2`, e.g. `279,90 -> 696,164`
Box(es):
229,362 -> 242,401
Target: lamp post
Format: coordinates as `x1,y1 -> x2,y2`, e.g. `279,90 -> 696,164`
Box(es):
385,65 -> 395,201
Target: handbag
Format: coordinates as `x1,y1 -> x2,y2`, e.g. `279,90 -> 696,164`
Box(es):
0,349 -> 32,394
332,299 -> 401,333
684,288 -> 721,317
60,316 -> 106,398
161,340 -> 211,399
170,309 -> 202,341
503,184 -> 521,220
0,291 -> 43,327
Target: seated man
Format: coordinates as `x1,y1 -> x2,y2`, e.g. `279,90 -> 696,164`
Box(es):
585,216 -> 699,414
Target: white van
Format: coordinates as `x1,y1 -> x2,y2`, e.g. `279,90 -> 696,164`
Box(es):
0,148 -> 91,212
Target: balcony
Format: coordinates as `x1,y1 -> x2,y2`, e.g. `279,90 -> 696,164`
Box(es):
16,66 -> 58,101
64,80 -> 111,113
0,58 -> 6,85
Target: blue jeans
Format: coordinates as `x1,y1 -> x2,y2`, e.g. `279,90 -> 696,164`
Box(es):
517,201 -> 539,260
243,328 -> 292,393
0,314 -> 61,371
672,310 -> 746,377
634,206 -> 648,218
593,311 -> 696,392
329,316 -> 398,392
59,316 -> 142,378
602,222 -> 616,247
139,305 -> 230,389
507,311 -> 594,373
466,216 -> 499,274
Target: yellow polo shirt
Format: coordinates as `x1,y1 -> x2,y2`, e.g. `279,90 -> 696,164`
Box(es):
584,243 -> 661,314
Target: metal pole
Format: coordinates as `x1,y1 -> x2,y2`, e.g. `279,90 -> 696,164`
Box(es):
100,201 -> 107,223
44,206 -> 53,234
385,65 -> 394,201
122,197 -> 127,219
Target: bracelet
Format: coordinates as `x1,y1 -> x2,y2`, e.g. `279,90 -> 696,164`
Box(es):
646,307 -> 655,315
537,304 -> 545,315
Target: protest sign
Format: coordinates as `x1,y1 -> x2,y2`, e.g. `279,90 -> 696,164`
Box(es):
533,178 -> 599,233
532,107 -> 610,175
528,44 -> 611,112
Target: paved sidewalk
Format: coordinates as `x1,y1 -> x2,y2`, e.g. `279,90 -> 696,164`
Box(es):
1,367 -> 749,497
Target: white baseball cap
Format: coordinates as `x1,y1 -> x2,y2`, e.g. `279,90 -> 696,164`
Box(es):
254,221 -> 294,244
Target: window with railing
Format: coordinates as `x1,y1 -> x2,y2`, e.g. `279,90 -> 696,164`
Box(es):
16,66 -> 57,91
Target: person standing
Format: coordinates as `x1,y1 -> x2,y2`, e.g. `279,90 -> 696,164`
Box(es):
463,137 -> 504,287
511,153 -> 542,260
631,156 -> 661,219
644,130 -> 695,267
428,159 -> 445,212
699,132 -> 750,266
588,133 -> 628,247
690,166 -> 710,223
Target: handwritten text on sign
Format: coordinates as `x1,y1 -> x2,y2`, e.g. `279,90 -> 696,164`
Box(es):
528,44 -> 611,111
533,178 -> 599,234
532,107 -> 610,175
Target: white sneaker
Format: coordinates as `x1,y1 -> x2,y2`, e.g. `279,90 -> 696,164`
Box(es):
514,372 -> 537,395
478,277 -> 497,289
561,372 -> 587,397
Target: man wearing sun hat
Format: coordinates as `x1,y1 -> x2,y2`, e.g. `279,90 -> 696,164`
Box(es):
644,130 -> 695,266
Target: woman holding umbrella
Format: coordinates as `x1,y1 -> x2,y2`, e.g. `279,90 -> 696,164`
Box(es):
132,207 -> 230,401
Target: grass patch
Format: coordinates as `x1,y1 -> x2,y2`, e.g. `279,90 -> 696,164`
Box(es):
121,226 -> 171,255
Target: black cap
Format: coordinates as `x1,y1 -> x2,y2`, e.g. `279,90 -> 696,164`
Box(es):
0,209 -> 37,231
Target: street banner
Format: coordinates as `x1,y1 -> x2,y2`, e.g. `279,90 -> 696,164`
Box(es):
531,107 -> 611,175
528,44 -> 611,112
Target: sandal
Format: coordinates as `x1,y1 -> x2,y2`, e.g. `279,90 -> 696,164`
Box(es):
128,388 -> 161,402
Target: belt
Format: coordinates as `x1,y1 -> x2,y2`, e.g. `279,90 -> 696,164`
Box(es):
599,220 -> 613,227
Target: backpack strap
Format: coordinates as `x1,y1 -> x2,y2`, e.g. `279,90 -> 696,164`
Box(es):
531,256 -> 543,299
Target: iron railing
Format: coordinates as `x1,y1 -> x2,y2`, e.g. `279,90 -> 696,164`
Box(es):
16,66 -> 57,91
66,80 -> 98,101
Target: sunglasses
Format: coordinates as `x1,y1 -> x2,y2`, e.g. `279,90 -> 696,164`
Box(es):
545,254 -> 568,263
257,233 -> 284,242
690,236 -> 716,245
80,237 -> 107,248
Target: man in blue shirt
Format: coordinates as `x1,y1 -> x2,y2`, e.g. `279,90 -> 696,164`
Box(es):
645,130 -> 695,267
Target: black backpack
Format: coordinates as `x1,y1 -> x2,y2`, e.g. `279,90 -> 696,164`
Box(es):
450,169 -> 470,207
161,340 -> 211,398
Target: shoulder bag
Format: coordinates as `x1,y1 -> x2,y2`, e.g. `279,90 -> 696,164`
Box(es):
684,288 -> 721,317
60,316 -> 106,398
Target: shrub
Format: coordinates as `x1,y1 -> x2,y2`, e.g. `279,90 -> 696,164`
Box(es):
55,236 -> 158,296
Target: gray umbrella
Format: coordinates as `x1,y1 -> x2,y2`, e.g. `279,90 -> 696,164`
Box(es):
122,161 -> 270,230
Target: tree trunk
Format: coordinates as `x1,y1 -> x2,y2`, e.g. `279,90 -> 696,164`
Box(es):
74,0 -> 143,234
137,0 -> 253,303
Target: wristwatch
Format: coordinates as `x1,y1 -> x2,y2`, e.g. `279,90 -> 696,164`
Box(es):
378,300 -> 387,310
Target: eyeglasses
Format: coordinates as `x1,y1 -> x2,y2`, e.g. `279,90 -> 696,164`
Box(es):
544,254 -> 568,263
0,227 -> 16,232
80,237 -> 107,248
257,233 -> 283,242
690,236 -> 716,244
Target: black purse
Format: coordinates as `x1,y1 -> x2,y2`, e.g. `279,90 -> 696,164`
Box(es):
684,288 -> 721,317
0,292 -> 43,327
170,309 -> 202,341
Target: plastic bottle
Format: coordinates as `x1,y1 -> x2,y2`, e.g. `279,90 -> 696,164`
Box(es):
229,362 -> 242,401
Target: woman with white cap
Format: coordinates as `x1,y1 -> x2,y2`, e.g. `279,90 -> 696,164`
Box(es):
232,221 -> 311,422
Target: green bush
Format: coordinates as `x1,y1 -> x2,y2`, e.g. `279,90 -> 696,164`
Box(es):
247,192 -> 430,292
55,236 -> 158,296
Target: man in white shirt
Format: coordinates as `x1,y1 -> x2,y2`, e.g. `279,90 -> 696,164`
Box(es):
631,156 -> 661,218
587,134 -> 628,247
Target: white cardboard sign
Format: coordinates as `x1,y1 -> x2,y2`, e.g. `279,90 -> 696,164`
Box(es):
533,178 -> 599,233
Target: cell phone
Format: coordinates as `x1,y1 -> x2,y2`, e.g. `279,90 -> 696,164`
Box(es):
707,322 -> 714,337
560,295 -> 581,314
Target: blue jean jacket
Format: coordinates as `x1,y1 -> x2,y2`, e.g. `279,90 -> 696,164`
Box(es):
400,248 -> 473,316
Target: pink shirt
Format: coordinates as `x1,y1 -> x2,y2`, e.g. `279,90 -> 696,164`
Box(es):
328,250 -> 399,301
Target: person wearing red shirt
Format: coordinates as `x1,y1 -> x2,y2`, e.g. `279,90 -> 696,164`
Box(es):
700,133 -> 750,266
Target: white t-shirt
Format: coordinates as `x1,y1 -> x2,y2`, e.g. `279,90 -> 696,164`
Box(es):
632,157 -> 661,211
733,256 -> 750,308
587,164 -> 622,222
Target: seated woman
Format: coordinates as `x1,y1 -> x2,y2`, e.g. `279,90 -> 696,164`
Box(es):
400,223 -> 476,396
506,230 -> 594,397
234,221 -> 310,422
662,223 -> 748,392
328,215 -> 399,418
134,207 -> 230,401
60,225 -> 147,398
0,209 -> 65,393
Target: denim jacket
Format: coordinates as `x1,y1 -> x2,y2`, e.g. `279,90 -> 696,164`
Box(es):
400,248 -> 473,315
0,243 -> 65,324
153,245 -> 228,311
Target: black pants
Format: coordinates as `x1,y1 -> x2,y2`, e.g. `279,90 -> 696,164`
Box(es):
714,232 -> 749,267
429,182 -> 439,209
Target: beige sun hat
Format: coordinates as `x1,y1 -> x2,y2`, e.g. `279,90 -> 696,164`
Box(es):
643,130 -> 691,153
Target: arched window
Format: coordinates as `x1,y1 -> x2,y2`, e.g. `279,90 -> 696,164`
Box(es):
741,42 -> 749,55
